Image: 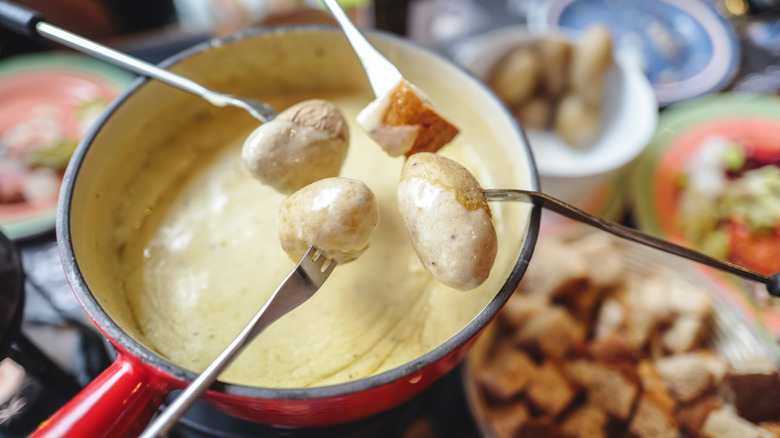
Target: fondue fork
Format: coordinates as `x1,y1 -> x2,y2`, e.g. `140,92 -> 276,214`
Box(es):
483,189 -> 780,297
312,0 -> 780,298
0,2 -> 279,123
139,246 -> 337,438
320,0 -> 403,98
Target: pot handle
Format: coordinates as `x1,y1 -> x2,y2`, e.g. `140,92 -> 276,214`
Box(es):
30,354 -> 172,438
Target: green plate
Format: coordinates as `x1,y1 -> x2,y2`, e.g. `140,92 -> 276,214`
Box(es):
631,92 -> 780,337
0,52 -> 133,240
632,92 -> 780,239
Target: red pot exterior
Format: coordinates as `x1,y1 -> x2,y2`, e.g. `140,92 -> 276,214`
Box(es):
29,320 -> 482,437
30,349 -> 174,438
202,332 -> 480,426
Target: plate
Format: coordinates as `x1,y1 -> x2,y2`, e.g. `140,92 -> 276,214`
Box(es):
632,93 -> 780,328
453,25 -> 658,180
632,93 -> 780,243
0,52 -> 133,240
528,0 -> 740,106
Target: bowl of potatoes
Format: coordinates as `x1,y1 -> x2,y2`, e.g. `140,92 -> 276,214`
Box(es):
454,25 -> 658,206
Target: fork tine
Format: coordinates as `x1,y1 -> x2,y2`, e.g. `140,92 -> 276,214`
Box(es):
300,246 -> 337,286
320,257 -> 336,274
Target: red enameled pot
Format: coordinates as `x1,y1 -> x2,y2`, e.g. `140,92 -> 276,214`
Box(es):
36,27 -> 541,437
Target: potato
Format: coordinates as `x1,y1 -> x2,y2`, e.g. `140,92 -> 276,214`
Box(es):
488,47 -> 540,107
570,25 -> 613,106
398,153 -> 497,291
538,39 -> 572,96
242,99 -> 349,194
554,94 -> 601,148
514,96 -> 552,130
278,177 -> 379,264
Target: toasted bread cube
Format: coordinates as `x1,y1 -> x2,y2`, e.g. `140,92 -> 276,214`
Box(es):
758,422 -> 780,436
527,361 -> 577,417
623,276 -> 673,348
560,404 -> 609,438
490,401 -> 531,438
661,314 -> 710,354
490,401 -> 559,438
677,397 -> 722,437
564,284 -> 608,324
587,332 -> 642,365
516,418 -> 558,438
500,294 -> 549,329
661,280 -> 712,354
701,408 -> 775,438
655,352 -> 726,403
476,346 -> 537,402
514,305 -> 585,359
568,233 -> 624,289
628,395 -> 679,438
726,370 -> 780,423
357,79 -> 459,157
594,297 -> 625,339
565,360 -> 638,420
517,237 -> 588,300
637,360 -> 676,414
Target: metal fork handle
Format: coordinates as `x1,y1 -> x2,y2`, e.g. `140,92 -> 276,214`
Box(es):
483,189 -> 780,297
139,247 -> 336,438
320,0 -> 402,97
0,1 -> 275,122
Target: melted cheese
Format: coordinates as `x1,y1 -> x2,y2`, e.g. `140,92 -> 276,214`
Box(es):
127,93 -> 522,388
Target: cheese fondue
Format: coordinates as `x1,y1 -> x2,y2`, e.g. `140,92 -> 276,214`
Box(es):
120,92 -> 526,388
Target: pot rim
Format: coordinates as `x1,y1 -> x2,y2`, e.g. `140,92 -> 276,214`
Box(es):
56,25 -> 541,400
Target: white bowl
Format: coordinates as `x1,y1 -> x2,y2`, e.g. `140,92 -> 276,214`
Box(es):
453,25 -> 658,185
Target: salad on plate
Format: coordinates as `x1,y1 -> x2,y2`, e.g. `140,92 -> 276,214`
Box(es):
676,135 -> 780,275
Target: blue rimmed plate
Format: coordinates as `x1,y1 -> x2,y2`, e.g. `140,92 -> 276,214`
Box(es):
528,0 -> 740,106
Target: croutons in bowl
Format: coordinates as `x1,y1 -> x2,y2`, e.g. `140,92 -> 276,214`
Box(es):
463,233 -> 780,438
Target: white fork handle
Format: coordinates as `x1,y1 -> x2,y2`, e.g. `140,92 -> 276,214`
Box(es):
321,0 -> 403,97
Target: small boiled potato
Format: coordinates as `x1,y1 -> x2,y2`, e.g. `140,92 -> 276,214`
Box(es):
488,47 -> 540,107
398,153 -> 497,291
575,78 -> 606,109
514,96 -> 552,131
538,39 -> 572,96
554,94 -> 602,149
242,99 -> 349,194
276,99 -> 349,139
278,177 -> 379,264
570,25 -> 613,106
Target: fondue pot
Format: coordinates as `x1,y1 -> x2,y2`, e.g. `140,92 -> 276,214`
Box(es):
37,27 -> 542,437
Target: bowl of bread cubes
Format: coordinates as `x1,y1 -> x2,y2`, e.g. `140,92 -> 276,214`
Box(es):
463,232 -> 780,438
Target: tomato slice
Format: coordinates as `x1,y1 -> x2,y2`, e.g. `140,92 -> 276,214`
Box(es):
728,220 -> 780,275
